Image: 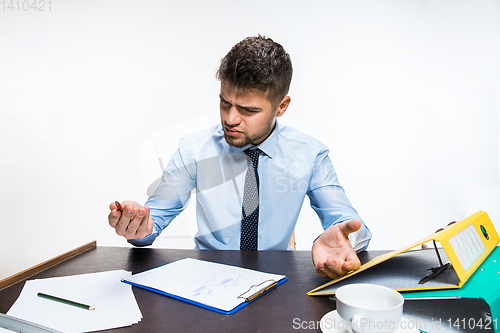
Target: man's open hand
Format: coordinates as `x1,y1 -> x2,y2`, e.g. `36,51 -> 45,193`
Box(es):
108,200 -> 153,240
312,220 -> 362,279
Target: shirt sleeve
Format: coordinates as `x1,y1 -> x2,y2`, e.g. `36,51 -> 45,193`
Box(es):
128,143 -> 196,247
306,152 -> 372,252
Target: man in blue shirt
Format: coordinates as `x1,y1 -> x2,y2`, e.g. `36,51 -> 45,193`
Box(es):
108,36 -> 371,279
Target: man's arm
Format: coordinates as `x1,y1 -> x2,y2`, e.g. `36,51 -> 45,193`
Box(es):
108,143 -> 197,245
306,153 -> 372,278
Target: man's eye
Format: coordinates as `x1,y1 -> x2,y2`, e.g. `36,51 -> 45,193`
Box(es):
242,108 -> 259,113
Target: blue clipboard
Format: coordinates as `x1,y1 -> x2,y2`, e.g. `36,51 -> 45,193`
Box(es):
121,258 -> 287,315
122,276 -> 288,315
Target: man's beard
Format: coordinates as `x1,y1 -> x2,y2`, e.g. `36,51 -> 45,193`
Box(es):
223,121 -> 275,148
223,133 -> 248,148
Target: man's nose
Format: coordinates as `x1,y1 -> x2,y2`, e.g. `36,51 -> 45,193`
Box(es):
225,106 -> 241,125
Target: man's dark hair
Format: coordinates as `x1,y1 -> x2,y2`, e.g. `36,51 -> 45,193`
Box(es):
216,35 -> 293,108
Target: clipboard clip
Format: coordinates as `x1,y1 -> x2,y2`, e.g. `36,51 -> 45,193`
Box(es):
419,223 -> 455,284
237,279 -> 278,302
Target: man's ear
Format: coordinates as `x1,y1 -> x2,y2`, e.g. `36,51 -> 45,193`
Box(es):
276,96 -> 291,117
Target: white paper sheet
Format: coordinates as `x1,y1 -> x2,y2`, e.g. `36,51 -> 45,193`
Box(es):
124,258 -> 286,312
7,270 -> 142,333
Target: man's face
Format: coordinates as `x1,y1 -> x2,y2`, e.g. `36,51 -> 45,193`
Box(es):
219,82 -> 288,148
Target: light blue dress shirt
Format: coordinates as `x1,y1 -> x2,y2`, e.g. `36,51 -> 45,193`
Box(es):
129,122 -> 371,251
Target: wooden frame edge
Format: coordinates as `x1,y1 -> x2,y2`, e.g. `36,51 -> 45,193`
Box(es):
0,240 -> 97,291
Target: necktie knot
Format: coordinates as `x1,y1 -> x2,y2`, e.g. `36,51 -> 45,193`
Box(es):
245,148 -> 261,169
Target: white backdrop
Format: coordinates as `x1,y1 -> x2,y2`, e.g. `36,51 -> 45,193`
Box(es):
1,0 -> 499,281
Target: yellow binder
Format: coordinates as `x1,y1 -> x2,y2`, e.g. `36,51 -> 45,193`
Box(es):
308,211 -> 499,296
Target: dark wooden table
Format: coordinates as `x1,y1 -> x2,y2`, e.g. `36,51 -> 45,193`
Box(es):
0,247 -> 493,332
